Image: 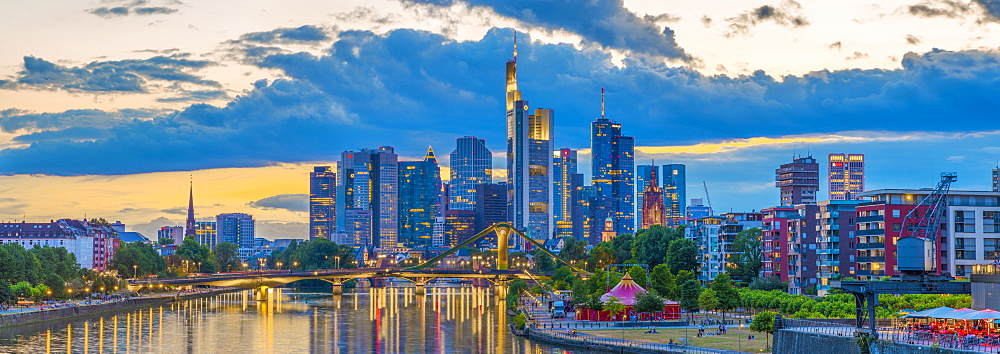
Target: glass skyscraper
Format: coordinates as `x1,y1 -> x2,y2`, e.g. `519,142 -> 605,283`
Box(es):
309,166 -> 336,240
337,147 -> 399,249
194,221 -> 217,249
216,213 -> 254,260
398,147 -> 442,248
505,36 -> 553,243
828,153 -> 865,200
554,148 -> 577,238
663,164 -> 686,226
591,100 -> 634,235
449,136 -> 492,211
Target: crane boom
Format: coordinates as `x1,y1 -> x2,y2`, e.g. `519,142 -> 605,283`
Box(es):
703,181 -> 713,215
897,172 -> 957,274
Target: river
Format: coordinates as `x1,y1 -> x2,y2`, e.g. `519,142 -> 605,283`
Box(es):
0,285 -> 583,353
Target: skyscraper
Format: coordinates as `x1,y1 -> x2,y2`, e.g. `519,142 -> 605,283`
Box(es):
828,153 -> 865,200
336,147 -> 399,249
185,179 -> 196,238
775,156 -> 819,206
398,147 -> 442,248
474,183 -> 508,246
640,165 -> 664,229
216,213 -> 254,260
554,148 -> 577,238
449,137 -> 492,210
310,166 -> 336,240
591,89 -> 634,235
194,221 -> 217,249
505,34 -> 554,242
662,164 -> 686,226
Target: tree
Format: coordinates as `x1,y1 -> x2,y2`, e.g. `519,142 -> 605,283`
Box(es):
530,249 -> 557,272
650,264 -> 676,298
604,296 -> 627,340
679,280 -> 702,322
750,311 -> 776,350
0,281 -> 13,306
632,225 -> 682,267
627,266 -> 649,289
513,313 -> 527,330
588,243 -> 617,270
727,228 -> 762,284
176,236 -> 216,273
633,291 -> 665,317
109,241 -> 167,278
213,242 -> 240,272
158,237 -> 175,246
665,238 -> 699,273
699,288 -> 719,314
749,276 -> 787,291
610,234 -> 634,263
559,237 -> 589,265
711,273 -> 741,322
11,281 -> 32,299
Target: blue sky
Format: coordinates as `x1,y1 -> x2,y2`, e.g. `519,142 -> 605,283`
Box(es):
1,0 -> 1000,238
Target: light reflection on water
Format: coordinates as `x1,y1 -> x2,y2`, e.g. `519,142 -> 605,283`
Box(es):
0,286 -> 583,353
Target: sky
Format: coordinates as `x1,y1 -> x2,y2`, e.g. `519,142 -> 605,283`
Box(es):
2,0 -> 1000,240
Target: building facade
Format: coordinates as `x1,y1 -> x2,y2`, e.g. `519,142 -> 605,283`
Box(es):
591,113 -> 634,235
776,156 -> 819,206
662,164 -> 687,226
815,200 -> 861,295
0,219 -> 116,270
474,183 -> 508,247
640,165 -> 665,229
157,226 -> 184,244
828,153 -> 865,200
337,147 -> 399,250
444,210 -> 477,247
309,166 -> 336,240
449,137 -> 492,211
217,213 -> 255,260
787,204 -> 819,294
398,147 -> 442,248
761,206 -> 797,282
505,43 -> 554,244
194,221 -> 217,249
554,148 -> 578,238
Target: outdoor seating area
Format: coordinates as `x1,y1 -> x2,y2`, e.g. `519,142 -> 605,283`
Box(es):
890,307 -> 1000,351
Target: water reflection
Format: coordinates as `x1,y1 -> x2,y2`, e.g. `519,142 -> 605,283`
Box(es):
0,286 -> 580,353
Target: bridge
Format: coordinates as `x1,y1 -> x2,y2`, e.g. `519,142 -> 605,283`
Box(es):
128,223 -> 588,300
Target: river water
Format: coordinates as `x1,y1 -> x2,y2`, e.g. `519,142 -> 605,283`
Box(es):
0,285 -> 580,353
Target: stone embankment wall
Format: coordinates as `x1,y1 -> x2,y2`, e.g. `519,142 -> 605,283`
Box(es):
526,328 -> 739,354
773,329 -> 982,354
0,289 -> 233,328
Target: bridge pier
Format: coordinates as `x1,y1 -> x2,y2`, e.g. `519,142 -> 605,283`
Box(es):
254,286 -> 270,301
331,283 -> 343,295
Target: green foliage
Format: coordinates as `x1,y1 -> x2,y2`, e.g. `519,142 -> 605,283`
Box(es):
513,313 -> 527,330
610,234 -> 634,263
631,225 -> 683,267
213,242 -> 240,272
269,238 -> 356,270
588,243 -> 617,270
158,237 -> 175,246
0,280 -> 13,305
699,288 -> 719,312
531,250 -> 556,272
750,311 -> 776,334
176,236 -> 217,272
679,279 -> 702,315
633,290 -> 665,314
604,296 -> 626,321
650,264 -> 676,298
559,237 -> 589,264
627,266 -> 649,289
710,273 -> 741,316
748,276 -> 787,291
110,241 -> 167,278
665,238 -> 699,273
11,281 -> 32,298
727,228 -> 762,283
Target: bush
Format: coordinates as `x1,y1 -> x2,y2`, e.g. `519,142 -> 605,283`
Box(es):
513,313 -> 527,330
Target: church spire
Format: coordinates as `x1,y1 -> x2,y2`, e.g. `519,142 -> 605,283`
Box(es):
185,176 -> 196,238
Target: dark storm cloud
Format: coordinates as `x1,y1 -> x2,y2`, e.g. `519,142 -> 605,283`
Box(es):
248,194 -> 309,212
239,25 -> 330,44
404,0 -> 689,60
4,28 -> 1000,175
907,1 -> 972,18
2,55 -> 219,93
974,0 -> 1000,20
727,1 -> 810,37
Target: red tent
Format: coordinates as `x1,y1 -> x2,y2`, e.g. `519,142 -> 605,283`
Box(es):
577,274 -> 681,321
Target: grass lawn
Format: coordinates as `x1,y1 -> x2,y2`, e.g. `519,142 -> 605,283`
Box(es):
582,328 -> 771,353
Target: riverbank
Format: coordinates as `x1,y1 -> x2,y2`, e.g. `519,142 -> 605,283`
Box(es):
0,288 -> 237,328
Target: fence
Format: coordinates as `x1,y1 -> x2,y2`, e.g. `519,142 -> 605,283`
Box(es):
530,325 -> 725,354
781,318 -> 1000,353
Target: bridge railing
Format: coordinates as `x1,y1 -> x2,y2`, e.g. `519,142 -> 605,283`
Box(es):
780,318 -> 1000,353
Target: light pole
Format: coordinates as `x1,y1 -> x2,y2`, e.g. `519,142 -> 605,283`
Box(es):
133,265 -> 138,279
739,322 -> 744,351
335,256 -> 340,269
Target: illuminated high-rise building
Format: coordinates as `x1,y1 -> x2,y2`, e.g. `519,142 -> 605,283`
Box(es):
993,165 -> 999,192
398,147 -> 442,248
554,148 -> 577,238
640,164 -> 664,229
449,137 -> 492,210
775,156 -> 818,206
337,147 -> 399,249
662,164 -> 687,226
828,153 -> 865,200
474,183 -> 508,246
217,213 -> 254,260
309,166 -> 336,240
591,89 -> 634,235
194,221 -> 217,249
636,164 -> 656,226
505,33 -> 554,243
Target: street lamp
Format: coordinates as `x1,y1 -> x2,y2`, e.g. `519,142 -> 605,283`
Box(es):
133,265 -> 138,279
335,256 -> 341,269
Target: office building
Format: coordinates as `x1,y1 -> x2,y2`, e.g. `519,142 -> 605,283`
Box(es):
399,147 -> 442,248
217,213 -> 255,260
444,210 -> 476,246
505,38 -> 554,244
662,164 -> 686,226
157,226 -> 184,244
194,221 -> 217,249
337,147 -> 399,250
686,198 -> 712,221
776,156 -> 819,206
474,183 -> 508,246
591,91 -> 634,235
572,182 -> 600,243
639,165 -> 664,229
828,153 -> 865,200
554,148 -> 578,238
449,137 -> 492,211
310,166 -> 336,240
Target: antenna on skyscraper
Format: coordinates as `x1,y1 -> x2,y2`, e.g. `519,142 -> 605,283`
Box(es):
513,30 -> 517,62
601,87 -> 605,118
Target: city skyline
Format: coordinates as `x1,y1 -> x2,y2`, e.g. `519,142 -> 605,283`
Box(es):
4,1 -> 1000,239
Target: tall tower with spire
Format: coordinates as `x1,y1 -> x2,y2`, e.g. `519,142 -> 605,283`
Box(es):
506,30 -> 554,244
591,88 -> 634,235
640,162 -> 665,229
185,177 -> 196,238
398,146 -> 442,247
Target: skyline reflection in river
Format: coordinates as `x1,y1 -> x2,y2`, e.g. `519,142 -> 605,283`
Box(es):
0,285 -> 583,353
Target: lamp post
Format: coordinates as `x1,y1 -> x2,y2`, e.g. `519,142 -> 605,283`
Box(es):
739,322 -> 743,351
335,256 -> 340,269
133,265 -> 138,279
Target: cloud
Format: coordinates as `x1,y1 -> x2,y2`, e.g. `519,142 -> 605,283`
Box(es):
846,51 -> 870,60
88,0 -> 180,18
828,41 -> 842,50
239,25 -> 330,44
4,29 -> 1000,176
155,90 -> 228,102
726,1 -> 810,37
248,194 -> 309,212
333,6 -> 400,25
974,0 -> 1000,20
2,55 -> 219,93
405,0 -> 689,60
907,1 -> 973,18
701,16 -> 713,27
